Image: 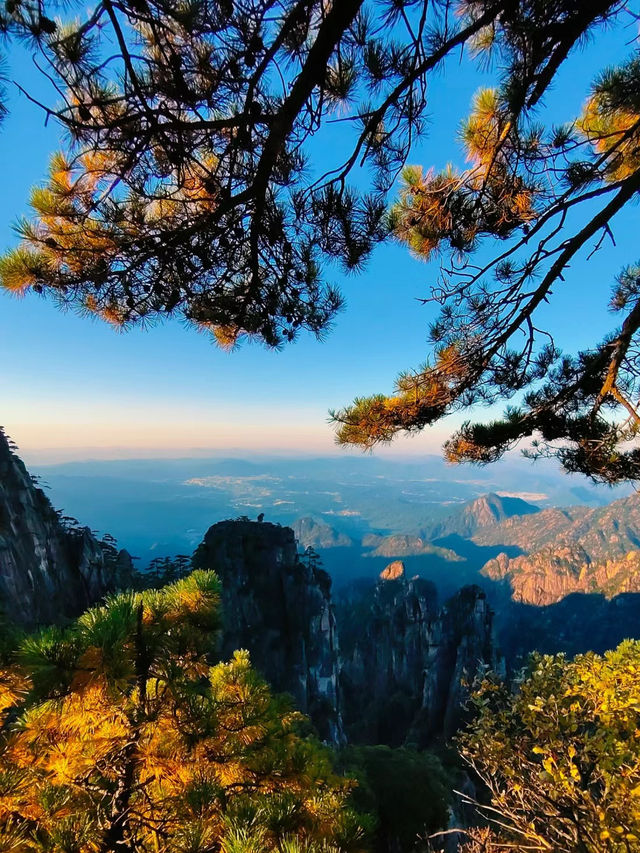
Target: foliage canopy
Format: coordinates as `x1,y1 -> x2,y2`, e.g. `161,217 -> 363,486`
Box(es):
0,1 -> 639,479
0,571 -> 366,852
338,745 -> 451,852
458,640 -> 640,852
331,4 -> 640,483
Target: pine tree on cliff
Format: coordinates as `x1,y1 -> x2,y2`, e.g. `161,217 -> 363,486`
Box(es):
0,571 -> 366,852
0,1 -> 638,482
302,546 -> 323,572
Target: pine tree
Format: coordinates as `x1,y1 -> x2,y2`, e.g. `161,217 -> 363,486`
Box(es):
332,6 -> 640,483
301,546 -> 322,572
0,1 -> 638,480
0,571 -> 367,852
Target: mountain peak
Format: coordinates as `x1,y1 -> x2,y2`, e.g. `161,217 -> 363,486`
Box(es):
292,516 -> 353,549
426,492 -> 540,541
464,493 -> 539,524
380,560 -> 405,581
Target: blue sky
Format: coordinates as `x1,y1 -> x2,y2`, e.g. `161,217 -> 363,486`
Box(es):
1,18 -> 638,463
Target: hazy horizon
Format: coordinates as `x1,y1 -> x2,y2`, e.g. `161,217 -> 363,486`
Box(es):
9,424 -> 452,465
20,449 -> 632,573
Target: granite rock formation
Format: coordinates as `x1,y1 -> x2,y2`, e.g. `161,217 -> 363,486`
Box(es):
379,559 -> 405,580
0,430 -> 119,625
192,520 -> 498,747
477,492 -> 640,605
193,519 -> 344,742
483,547 -> 640,606
337,571 -> 498,746
473,491 -> 640,556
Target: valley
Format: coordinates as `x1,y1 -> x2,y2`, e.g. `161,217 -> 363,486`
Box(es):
28,451 -> 632,567
5,428 -> 640,694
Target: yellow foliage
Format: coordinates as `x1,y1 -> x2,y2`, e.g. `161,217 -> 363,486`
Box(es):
461,88 -> 511,169
0,668 -> 29,720
579,94 -> 640,180
211,324 -> 242,349
0,575 -> 363,852
460,641 -> 640,852
391,91 -> 535,262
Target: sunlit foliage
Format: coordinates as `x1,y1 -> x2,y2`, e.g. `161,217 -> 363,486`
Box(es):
1,2 -> 639,481
0,571 -> 366,852
0,0 -> 444,347
332,2 -> 640,483
457,640 -> 640,852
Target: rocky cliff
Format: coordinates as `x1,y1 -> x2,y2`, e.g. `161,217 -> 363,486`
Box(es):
191,522 -> 498,748
474,491 -> 640,555
0,430 -> 120,625
337,563 -> 498,746
484,547 -> 640,606
192,519 -> 344,743
477,492 -> 640,605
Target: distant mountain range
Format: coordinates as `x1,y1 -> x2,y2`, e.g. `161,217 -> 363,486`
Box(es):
289,490 -> 640,609
3,433 -> 640,737
473,492 -> 640,556
17,447 -> 640,617
476,492 -> 640,605
30,453 -> 632,563
290,493 -> 539,556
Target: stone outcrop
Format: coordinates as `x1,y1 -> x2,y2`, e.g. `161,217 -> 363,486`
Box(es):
380,560 -> 405,580
192,520 -> 498,748
477,492 -> 640,605
337,572 -> 498,746
0,430 -> 119,625
193,519 -> 344,743
362,533 -> 463,561
483,547 -> 640,606
422,585 -> 497,739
